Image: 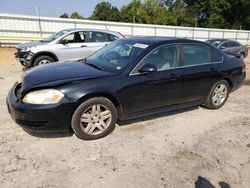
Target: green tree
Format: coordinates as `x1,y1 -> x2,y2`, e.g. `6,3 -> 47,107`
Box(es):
120,0 -> 175,25
70,12 -> 84,19
60,13 -> 69,18
120,0 -> 143,23
89,1 -> 120,22
223,0 -> 250,29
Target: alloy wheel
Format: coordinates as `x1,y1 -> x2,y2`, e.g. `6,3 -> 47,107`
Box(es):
212,84 -> 228,106
80,104 -> 112,135
38,59 -> 51,65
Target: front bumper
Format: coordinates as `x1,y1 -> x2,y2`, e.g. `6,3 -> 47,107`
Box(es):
15,49 -> 34,67
6,83 -> 74,132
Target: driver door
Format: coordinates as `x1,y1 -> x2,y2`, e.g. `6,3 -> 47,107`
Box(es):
126,44 -> 181,114
55,31 -> 89,61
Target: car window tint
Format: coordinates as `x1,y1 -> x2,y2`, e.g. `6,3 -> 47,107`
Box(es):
211,49 -> 223,62
89,32 -> 108,42
182,44 -> 210,66
141,45 -> 177,71
229,41 -> 240,47
62,32 -> 85,43
78,32 -> 86,42
221,42 -> 229,48
108,34 -> 118,41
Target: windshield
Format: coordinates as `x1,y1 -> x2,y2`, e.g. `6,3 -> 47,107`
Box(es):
207,40 -> 223,47
44,30 -> 69,42
86,40 -> 150,73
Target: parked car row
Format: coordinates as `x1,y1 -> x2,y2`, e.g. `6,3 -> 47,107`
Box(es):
7,35 -> 246,140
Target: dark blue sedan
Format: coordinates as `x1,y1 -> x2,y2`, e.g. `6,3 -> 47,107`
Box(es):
7,38 -> 246,140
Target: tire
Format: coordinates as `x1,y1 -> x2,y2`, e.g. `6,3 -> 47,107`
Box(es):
204,80 -> 230,109
33,55 -> 54,67
239,52 -> 245,59
71,97 -> 117,140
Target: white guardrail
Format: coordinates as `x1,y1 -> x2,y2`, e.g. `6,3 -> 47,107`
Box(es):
1,13 -> 250,46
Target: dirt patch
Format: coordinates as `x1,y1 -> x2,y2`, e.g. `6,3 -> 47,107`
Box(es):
0,47 -> 16,63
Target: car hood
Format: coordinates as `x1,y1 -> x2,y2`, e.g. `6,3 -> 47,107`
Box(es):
17,41 -> 48,49
21,60 -> 114,93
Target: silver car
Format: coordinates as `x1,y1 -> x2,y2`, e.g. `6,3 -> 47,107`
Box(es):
206,39 -> 248,59
15,28 -> 125,68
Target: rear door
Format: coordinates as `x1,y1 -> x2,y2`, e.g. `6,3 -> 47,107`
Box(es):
179,43 -> 220,103
84,31 -> 112,57
228,41 -> 241,55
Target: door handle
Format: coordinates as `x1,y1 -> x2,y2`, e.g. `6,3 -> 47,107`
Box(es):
170,73 -> 179,80
81,45 -> 87,48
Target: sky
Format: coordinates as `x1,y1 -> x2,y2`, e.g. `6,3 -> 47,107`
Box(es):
0,0 -> 132,18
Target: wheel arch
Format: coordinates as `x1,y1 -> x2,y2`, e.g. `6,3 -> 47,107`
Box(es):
31,51 -> 59,65
73,93 -> 123,120
222,77 -> 233,91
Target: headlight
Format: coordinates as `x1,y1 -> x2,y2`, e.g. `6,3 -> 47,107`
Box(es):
20,47 -> 31,52
22,89 -> 64,104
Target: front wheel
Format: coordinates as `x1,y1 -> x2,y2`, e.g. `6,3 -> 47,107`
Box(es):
204,80 -> 230,109
71,97 -> 117,140
33,55 -> 54,67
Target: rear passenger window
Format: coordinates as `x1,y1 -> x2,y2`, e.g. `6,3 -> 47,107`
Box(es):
88,32 -> 108,42
229,41 -> 240,47
182,44 -> 210,66
108,34 -> 118,41
211,50 -> 223,62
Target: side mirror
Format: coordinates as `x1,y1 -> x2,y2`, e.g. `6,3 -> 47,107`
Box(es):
138,64 -> 157,73
60,40 -> 68,45
220,46 -> 226,50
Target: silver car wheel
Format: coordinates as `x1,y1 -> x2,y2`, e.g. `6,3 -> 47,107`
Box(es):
38,59 -> 51,65
80,104 -> 112,135
212,84 -> 228,106
240,53 -> 245,59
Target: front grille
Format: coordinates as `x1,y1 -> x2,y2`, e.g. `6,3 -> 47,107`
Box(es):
15,49 -> 28,59
16,119 -> 48,128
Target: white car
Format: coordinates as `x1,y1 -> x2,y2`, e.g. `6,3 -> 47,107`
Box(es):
15,28 -> 125,68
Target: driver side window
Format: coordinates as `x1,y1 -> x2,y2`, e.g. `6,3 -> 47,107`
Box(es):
62,32 -> 86,44
140,44 -> 177,72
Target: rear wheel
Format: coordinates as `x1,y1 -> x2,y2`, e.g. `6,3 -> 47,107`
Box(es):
71,97 -> 117,140
33,55 -> 54,67
204,80 -> 230,109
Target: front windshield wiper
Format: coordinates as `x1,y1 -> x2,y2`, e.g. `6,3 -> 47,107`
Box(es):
84,58 -> 103,71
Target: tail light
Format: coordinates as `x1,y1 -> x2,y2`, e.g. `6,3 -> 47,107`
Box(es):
243,61 -> 247,72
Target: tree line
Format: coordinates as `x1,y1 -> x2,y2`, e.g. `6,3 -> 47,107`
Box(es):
60,0 -> 250,30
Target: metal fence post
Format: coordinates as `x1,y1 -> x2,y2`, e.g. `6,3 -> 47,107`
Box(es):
192,28 -> 195,39
37,16 -> 42,36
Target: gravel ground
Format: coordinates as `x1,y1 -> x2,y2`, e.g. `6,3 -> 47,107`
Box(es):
0,48 -> 250,188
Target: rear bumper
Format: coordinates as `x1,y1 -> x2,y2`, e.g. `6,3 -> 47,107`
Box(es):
6,83 -> 74,132
231,72 -> 246,92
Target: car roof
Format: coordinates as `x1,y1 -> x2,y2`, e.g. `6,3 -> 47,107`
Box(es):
61,28 -> 120,35
207,39 -> 237,42
121,37 -> 209,45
